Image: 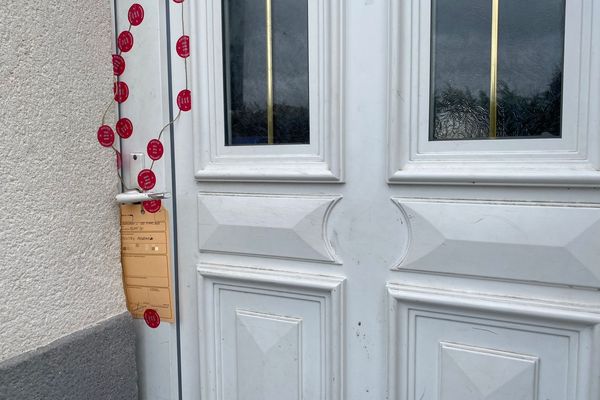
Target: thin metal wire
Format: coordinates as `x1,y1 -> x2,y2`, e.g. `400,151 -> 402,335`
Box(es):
181,2 -> 189,91
150,110 -> 182,170
101,97 -> 116,126
149,2 -> 188,172
101,3 -> 188,187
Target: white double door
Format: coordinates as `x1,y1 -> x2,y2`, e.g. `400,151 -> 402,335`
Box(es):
171,1 -> 600,399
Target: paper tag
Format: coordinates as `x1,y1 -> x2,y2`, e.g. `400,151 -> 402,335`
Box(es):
121,204 -> 174,323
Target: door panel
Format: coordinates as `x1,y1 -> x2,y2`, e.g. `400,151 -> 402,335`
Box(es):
197,265 -> 344,400
394,199 -> 600,287
197,193 -> 341,263
171,0 -> 600,399
388,284 -> 600,400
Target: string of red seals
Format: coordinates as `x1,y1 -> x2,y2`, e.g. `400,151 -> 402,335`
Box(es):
97,0 -> 191,215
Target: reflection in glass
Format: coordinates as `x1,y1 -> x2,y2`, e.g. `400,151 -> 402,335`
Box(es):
497,0 -> 564,138
223,0 -> 310,146
430,0 -> 565,140
430,0 -> 491,140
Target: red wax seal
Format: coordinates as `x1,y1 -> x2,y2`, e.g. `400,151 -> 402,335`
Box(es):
118,31 -> 134,53
143,200 -> 162,213
176,35 -> 190,58
173,0 -> 184,3
137,169 -> 156,190
97,125 -> 115,147
143,309 -> 160,328
177,89 -> 191,111
116,150 -> 122,169
114,81 -> 129,103
147,139 -> 164,161
128,4 -> 145,26
112,54 -> 126,76
116,118 -> 134,138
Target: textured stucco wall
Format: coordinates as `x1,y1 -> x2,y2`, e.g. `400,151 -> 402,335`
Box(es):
0,1 -> 127,362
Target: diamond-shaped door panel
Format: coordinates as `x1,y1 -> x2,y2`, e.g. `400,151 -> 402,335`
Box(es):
440,343 -> 538,400
236,311 -> 302,400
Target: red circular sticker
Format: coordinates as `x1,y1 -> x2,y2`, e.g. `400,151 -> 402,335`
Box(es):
114,81 -> 129,103
112,54 -> 126,76
128,4 -> 145,26
177,89 -> 191,112
147,139 -> 164,161
143,200 -> 162,213
143,309 -> 161,328
137,169 -> 156,190
116,118 -> 134,138
118,31 -> 134,53
173,0 -> 184,3
176,35 -> 190,58
97,125 -> 115,147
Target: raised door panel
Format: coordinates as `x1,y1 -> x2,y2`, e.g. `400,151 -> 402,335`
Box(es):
197,264 -> 344,400
394,198 -> 600,288
198,193 -> 341,263
387,283 -> 600,400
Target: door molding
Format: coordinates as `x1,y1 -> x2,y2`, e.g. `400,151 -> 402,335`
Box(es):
197,264 -> 345,400
387,283 -> 600,400
386,0 -> 600,186
190,0 -> 345,182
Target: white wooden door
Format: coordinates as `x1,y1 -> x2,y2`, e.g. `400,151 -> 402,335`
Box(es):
170,0 -> 600,399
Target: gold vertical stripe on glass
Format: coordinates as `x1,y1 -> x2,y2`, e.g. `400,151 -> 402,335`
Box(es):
489,0 -> 499,139
266,0 -> 274,144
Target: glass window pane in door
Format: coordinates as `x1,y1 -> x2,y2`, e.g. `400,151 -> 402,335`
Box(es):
223,0 -> 310,146
430,0 -> 492,140
429,0 -> 565,141
497,0 -> 564,138
272,0 -> 309,144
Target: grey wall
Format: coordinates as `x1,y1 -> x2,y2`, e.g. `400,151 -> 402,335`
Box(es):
0,312 -> 138,400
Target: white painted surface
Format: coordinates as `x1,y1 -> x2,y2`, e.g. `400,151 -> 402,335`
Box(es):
113,1 -> 180,399
387,283 -> 600,400
387,0 -> 600,185
394,199 -> 600,287
160,0 -> 600,399
0,0 -> 126,362
197,264 -> 344,400
198,193 -> 341,262
193,0 -> 343,182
